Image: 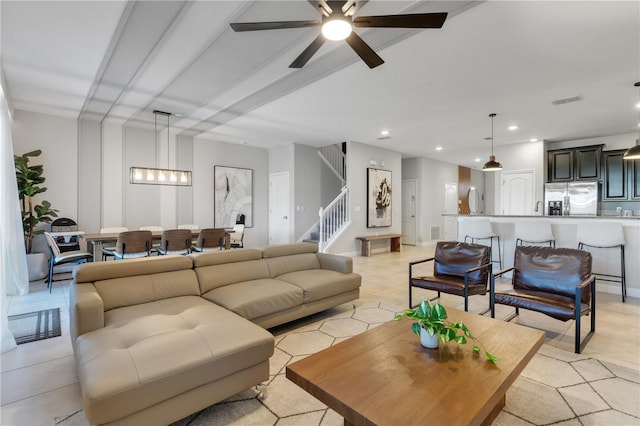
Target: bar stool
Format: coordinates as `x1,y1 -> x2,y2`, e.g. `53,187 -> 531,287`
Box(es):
463,219 -> 502,270
577,222 -> 626,302
515,221 -> 555,247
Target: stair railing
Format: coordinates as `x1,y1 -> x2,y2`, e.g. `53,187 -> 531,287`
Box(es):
318,186 -> 349,253
318,144 -> 346,184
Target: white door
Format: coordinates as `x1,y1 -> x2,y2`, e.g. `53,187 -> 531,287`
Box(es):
269,172 -> 290,245
443,182 -> 458,240
502,170 -> 534,215
401,180 -> 417,245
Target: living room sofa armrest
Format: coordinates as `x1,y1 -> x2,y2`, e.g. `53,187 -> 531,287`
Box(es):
317,253 -> 353,274
69,282 -> 105,342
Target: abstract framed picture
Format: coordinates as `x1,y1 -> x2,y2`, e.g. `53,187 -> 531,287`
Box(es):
214,166 -> 253,228
367,168 -> 392,227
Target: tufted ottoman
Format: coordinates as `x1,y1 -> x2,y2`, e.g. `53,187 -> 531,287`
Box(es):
76,296 -> 273,425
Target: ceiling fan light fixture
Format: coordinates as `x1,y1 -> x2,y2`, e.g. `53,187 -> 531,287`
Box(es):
322,17 -> 352,41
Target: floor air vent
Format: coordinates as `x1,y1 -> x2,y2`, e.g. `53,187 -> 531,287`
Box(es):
430,225 -> 441,240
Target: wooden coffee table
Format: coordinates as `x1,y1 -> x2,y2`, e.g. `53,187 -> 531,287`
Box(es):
286,308 -> 544,426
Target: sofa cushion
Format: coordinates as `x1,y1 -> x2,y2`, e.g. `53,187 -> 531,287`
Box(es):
276,270 -> 362,303
189,248 -> 262,267
265,253 -> 321,278
74,255 -> 193,282
94,269 -> 201,311
76,296 -> 274,425
262,243 -> 317,258
202,279 -> 303,320
195,259 -> 271,293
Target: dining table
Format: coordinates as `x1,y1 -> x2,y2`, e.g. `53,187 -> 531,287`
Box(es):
81,229 -> 231,261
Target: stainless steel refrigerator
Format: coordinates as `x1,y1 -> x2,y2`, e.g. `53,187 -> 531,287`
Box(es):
544,181 -> 599,216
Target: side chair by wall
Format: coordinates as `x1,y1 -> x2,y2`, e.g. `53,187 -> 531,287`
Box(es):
44,232 -> 92,293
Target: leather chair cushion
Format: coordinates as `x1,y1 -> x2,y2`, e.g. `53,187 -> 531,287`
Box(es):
277,270 -> 362,303
411,276 -> 487,296
202,279 -> 303,320
433,241 -> 490,285
77,296 -> 274,425
494,288 -> 591,321
513,247 -> 592,304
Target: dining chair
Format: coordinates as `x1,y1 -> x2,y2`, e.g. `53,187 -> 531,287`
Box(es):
99,227 -> 129,261
157,229 -> 192,255
191,228 -> 226,252
113,230 -> 153,260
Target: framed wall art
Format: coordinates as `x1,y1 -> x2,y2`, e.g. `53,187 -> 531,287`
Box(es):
367,168 -> 392,227
214,166 -> 253,227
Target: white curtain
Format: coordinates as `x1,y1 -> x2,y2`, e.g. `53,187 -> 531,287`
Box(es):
0,80 -> 28,352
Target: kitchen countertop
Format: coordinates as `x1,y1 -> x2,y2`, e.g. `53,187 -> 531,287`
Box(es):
443,214 -> 640,220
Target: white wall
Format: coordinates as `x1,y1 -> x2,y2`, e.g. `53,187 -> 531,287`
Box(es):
547,133 -> 636,152
293,144 -> 322,239
329,141 -> 402,254
269,144 -> 294,242
484,140 -> 544,215
193,138 -> 269,248
11,110 -> 78,221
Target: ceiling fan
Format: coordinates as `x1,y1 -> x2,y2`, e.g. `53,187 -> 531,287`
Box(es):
230,0 -> 447,69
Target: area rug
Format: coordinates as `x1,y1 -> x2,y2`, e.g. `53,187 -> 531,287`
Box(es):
8,308 -> 61,345
54,303 -> 640,426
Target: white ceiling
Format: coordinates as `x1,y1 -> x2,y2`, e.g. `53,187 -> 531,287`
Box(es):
2,0 -> 639,169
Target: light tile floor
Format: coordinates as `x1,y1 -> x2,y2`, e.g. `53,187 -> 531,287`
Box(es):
1,245 -> 639,425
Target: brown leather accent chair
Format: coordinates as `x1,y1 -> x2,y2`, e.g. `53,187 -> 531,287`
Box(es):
409,241 -> 492,313
490,246 -> 595,354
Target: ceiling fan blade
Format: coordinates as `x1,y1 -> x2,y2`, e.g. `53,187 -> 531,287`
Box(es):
230,20 -> 320,32
342,0 -> 368,16
289,34 -> 326,68
345,32 -> 384,69
353,12 -> 448,28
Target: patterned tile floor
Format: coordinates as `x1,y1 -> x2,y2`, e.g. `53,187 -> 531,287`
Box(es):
3,244 -> 640,425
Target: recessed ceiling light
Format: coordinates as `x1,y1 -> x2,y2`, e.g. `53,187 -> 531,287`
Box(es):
635,102 -> 640,109
508,125 -> 518,131
474,158 -> 481,162
435,146 -> 443,151
529,138 -> 539,142
380,129 -> 389,136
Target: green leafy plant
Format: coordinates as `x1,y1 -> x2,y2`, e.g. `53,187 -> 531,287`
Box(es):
395,299 -> 498,362
14,150 -> 58,253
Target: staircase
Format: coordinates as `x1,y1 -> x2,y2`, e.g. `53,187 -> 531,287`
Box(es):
302,143 -> 350,252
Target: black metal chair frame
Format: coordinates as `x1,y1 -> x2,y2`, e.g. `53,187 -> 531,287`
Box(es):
490,266 -> 596,354
578,242 -> 626,303
409,257 -> 492,314
515,238 -> 555,248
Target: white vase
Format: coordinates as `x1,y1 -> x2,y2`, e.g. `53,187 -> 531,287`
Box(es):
420,328 -> 439,349
26,252 -> 48,281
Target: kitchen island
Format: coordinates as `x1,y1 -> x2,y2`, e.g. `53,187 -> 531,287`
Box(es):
449,215 -> 640,299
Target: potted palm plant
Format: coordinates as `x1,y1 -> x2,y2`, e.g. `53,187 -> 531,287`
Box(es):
395,299 -> 498,362
14,149 -> 58,280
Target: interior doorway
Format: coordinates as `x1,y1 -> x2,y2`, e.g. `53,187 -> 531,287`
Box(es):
401,179 -> 417,245
502,170 -> 534,215
269,172 -> 290,245
443,182 -> 458,240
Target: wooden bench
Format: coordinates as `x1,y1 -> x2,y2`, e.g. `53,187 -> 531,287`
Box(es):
356,234 -> 402,257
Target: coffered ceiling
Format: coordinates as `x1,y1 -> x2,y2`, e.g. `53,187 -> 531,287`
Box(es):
2,1 -> 639,168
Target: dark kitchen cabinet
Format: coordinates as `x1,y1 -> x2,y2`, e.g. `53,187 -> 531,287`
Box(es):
602,150 -> 627,200
547,145 -> 603,182
548,149 -> 573,182
630,158 -> 640,200
575,146 -> 601,180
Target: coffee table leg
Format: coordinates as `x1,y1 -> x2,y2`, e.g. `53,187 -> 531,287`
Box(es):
481,394 -> 506,426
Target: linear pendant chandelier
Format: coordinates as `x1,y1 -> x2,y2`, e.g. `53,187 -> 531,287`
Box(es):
130,110 -> 192,186
623,82 -> 640,160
